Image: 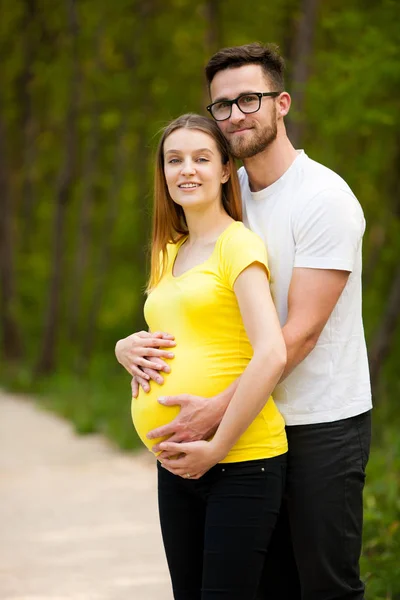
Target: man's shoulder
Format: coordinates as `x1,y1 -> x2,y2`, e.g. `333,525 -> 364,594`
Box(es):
238,154 -> 356,202
295,153 -> 354,199
237,165 -> 248,186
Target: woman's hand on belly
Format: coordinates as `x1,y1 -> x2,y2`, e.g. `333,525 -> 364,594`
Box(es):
159,439 -> 225,479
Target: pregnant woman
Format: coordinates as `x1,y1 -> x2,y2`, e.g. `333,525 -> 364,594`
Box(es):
125,113 -> 287,600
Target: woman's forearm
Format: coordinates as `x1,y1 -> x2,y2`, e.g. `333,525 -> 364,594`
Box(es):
211,346 -> 286,457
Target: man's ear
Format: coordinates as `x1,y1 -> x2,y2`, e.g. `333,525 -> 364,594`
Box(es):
221,162 -> 231,184
278,92 -> 291,117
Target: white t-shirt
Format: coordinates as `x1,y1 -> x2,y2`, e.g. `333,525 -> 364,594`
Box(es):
239,150 -> 372,426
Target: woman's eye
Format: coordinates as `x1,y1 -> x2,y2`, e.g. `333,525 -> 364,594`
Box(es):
168,158 -> 180,164
197,157 -> 209,162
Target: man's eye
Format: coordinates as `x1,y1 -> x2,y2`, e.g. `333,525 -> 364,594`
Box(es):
242,95 -> 256,103
216,102 -> 230,110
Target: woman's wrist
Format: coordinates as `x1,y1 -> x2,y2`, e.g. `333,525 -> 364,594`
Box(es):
115,337 -> 124,359
209,437 -> 230,463
115,335 -> 134,368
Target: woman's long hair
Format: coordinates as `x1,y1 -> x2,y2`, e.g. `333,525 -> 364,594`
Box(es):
147,113 -> 242,291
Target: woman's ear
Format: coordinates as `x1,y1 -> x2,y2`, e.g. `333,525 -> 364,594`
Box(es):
221,162 -> 230,184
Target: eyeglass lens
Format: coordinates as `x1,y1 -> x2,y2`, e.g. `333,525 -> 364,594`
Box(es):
212,94 -> 261,120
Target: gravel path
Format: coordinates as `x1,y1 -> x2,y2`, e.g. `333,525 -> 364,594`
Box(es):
0,392 -> 172,600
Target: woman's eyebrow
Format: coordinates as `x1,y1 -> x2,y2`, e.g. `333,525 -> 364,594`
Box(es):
165,148 -> 214,155
195,148 -> 214,155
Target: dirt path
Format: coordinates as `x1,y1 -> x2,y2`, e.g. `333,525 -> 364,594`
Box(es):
0,391 -> 172,600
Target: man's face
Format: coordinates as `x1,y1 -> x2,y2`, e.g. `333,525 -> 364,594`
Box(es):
210,64 -> 279,159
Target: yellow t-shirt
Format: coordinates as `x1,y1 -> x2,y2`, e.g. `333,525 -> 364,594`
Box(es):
131,221 -> 287,463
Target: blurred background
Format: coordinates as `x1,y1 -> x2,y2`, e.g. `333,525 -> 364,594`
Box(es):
0,0 -> 399,596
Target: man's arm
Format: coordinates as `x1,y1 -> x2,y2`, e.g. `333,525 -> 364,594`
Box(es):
280,266 -> 349,381
149,378 -> 239,455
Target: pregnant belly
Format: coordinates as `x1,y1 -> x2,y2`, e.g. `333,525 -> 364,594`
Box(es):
131,352 -> 241,453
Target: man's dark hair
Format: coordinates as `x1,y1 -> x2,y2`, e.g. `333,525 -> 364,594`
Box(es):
205,42 -> 285,91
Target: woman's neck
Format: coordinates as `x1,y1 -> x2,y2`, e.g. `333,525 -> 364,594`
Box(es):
184,205 -> 234,246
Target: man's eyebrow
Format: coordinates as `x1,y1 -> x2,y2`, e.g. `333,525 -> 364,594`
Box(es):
212,91 -> 256,103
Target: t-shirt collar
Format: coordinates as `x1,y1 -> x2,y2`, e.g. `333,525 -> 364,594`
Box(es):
247,149 -> 306,200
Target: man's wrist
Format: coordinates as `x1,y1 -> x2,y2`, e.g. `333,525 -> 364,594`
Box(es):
212,388 -> 231,419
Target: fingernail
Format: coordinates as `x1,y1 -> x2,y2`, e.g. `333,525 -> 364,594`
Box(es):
163,366 -> 171,373
167,353 -> 174,358
158,397 -> 165,404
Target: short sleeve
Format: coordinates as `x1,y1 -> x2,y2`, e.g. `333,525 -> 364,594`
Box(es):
293,188 -> 365,272
219,223 -> 270,289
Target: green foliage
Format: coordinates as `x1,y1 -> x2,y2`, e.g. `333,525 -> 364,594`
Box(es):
362,407 -> 400,599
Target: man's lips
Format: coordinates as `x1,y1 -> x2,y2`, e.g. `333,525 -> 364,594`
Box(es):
227,127 -> 252,134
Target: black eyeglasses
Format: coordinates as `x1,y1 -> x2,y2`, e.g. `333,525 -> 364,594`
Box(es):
206,92 -> 280,121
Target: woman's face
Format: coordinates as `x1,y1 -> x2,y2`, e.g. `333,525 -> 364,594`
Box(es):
163,128 -> 229,211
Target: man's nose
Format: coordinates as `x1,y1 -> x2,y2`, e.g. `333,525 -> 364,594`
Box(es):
229,103 -> 246,125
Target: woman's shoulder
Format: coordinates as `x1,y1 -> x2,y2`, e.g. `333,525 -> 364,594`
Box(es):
217,221 -> 269,285
219,221 -> 266,252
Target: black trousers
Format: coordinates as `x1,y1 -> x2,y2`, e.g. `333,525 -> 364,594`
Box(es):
157,454 -> 287,600
257,410 -> 372,600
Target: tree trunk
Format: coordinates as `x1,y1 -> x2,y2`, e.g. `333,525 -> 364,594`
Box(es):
202,0 -> 223,108
0,112 -> 24,362
67,98 -> 100,343
369,264 -> 400,396
204,0 -> 222,53
286,0 -> 319,148
123,1 -> 158,332
36,0 -> 80,375
362,223 -> 386,290
368,134 -> 400,395
17,0 -> 38,253
79,119 -> 128,370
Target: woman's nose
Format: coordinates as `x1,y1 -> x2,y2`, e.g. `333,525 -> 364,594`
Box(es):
181,159 -> 196,175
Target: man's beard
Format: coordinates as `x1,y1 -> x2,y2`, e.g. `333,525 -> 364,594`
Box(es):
227,115 -> 278,160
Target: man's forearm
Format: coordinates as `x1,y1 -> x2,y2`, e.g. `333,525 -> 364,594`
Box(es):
212,377 -> 240,425
279,324 -> 318,382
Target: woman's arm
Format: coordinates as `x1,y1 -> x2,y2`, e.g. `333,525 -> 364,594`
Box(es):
209,264 -> 286,453
160,263 -> 286,477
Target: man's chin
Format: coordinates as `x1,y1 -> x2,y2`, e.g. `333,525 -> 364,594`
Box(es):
229,134 -> 277,160
229,142 -> 261,160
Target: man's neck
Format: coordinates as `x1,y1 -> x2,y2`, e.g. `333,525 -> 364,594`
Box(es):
243,132 -> 299,193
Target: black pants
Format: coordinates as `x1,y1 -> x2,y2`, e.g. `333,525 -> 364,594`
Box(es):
157,454 -> 287,600
257,410 -> 372,600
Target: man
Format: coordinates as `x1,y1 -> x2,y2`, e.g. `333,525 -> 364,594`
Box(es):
116,43 -> 372,599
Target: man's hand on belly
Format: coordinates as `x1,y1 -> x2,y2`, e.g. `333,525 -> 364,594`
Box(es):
147,391 -> 232,459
